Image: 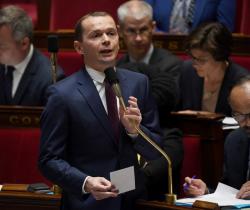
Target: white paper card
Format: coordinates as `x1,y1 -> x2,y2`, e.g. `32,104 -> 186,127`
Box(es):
110,166 -> 135,194
177,182 -> 250,207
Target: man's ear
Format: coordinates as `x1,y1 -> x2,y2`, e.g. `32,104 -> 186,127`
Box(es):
152,21 -> 156,31
117,24 -> 123,38
20,37 -> 30,50
74,40 -> 84,55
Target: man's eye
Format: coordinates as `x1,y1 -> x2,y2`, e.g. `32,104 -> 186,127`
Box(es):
140,27 -> 148,33
91,33 -> 101,38
127,28 -> 135,33
108,31 -> 116,36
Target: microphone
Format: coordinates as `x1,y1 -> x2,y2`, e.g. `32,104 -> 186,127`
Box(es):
48,35 -> 59,84
104,67 -> 176,204
104,67 -> 126,110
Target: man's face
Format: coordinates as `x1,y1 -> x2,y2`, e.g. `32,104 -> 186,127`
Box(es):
119,16 -> 154,61
230,83 -> 250,136
76,15 -> 119,72
0,25 -> 25,65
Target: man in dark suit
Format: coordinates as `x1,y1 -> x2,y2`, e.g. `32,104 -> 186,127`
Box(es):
0,5 -> 64,106
39,12 -> 162,210
117,1 -> 182,115
116,1 -> 183,199
184,75 -> 250,198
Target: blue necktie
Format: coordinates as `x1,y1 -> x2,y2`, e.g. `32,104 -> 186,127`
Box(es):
3,66 -> 15,104
105,79 -> 120,143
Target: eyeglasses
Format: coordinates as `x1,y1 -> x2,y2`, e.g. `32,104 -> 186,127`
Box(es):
187,53 -> 210,65
124,27 -> 151,37
232,112 -> 250,123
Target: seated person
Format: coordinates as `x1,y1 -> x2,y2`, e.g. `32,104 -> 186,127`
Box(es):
178,22 -> 249,116
0,5 -> 64,106
117,0 -> 182,116
145,0 -> 236,33
184,75 -> 250,199
117,1 -> 184,199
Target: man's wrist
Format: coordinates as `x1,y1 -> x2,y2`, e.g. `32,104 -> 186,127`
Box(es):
82,176 -> 90,194
127,130 -> 138,138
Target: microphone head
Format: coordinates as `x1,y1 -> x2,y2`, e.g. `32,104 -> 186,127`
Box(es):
104,67 -> 119,84
48,35 -> 59,53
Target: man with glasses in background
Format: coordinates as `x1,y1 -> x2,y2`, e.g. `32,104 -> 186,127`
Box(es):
117,0 -> 184,200
117,0 -> 182,115
184,75 -> 250,199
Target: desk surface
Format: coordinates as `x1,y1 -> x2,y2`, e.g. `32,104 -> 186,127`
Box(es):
136,200 -> 206,210
0,190 -> 61,210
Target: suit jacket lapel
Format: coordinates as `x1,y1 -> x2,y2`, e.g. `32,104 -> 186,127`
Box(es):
76,69 -> 117,144
149,48 -> 160,64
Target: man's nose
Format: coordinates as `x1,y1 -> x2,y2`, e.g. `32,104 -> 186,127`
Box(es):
135,33 -> 142,41
102,34 -> 110,44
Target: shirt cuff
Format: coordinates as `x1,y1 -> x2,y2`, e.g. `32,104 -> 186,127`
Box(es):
82,176 -> 90,194
127,132 -> 138,138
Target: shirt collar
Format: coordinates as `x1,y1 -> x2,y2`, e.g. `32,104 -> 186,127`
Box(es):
13,44 -> 34,75
85,65 -> 106,84
129,44 -> 154,64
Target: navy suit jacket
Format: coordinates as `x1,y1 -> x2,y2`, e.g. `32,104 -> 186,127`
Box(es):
178,60 -> 249,116
39,67 -> 162,210
222,128 -> 250,189
0,49 -> 65,106
145,0 -> 236,32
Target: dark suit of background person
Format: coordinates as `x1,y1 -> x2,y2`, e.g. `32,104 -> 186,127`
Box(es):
0,49 -> 65,106
222,128 -> 250,190
117,1 -> 183,200
179,60 -> 249,116
39,67 -> 162,210
117,47 -> 181,116
145,0 -> 236,32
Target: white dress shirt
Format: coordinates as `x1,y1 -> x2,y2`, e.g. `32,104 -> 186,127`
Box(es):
9,44 -> 34,97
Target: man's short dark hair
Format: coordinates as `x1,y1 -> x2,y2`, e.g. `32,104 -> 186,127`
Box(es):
185,22 -> 232,61
74,11 -> 112,41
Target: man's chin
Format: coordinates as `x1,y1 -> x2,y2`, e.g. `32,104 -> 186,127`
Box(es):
100,58 -> 116,66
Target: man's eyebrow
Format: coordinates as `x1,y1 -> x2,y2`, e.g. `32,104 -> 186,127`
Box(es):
89,28 -> 116,33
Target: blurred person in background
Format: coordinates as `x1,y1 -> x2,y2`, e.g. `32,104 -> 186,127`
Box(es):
145,0 -> 236,34
0,5 -> 64,106
117,0 -> 184,200
184,75 -> 250,199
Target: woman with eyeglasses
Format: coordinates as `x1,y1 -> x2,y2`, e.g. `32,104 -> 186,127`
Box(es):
177,22 -> 249,116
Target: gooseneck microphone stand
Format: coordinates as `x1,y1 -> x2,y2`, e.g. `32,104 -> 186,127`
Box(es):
104,67 -> 176,204
48,35 -> 59,84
